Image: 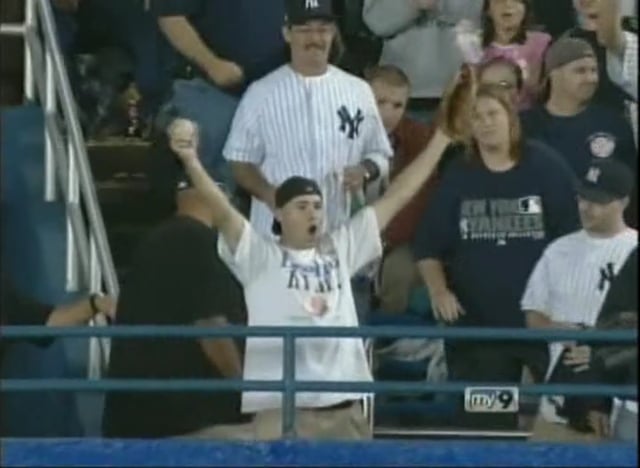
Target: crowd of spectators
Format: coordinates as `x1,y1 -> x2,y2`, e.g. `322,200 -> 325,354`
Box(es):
1,0 -> 637,443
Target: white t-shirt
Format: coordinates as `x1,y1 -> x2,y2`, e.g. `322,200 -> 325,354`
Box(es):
521,228 -> 638,423
223,65 -> 393,236
218,207 -> 382,413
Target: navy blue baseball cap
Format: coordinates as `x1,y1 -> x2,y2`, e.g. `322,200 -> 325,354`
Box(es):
577,159 -> 635,204
285,0 -> 336,25
272,176 -> 323,235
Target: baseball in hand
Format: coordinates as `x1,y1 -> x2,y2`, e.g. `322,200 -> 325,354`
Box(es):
168,118 -> 199,163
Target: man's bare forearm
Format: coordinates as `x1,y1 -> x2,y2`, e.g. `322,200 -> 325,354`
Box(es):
196,317 -> 243,378
184,160 -> 235,223
373,130 -> 450,229
158,16 -> 220,75
417,258 -> 450,297
199,338 -> 243,377
230,162 -> 276,208
183,158 -> 245,251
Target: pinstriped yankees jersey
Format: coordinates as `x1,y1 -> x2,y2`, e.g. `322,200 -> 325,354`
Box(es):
223,64 -> 393,236
521,228 -> 638,423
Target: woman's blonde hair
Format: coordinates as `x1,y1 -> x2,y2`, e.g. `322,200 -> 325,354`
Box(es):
468,84 -> 523,164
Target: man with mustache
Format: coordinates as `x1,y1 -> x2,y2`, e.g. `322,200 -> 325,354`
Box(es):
223,0 -> 392,238
224,0 -> 393,321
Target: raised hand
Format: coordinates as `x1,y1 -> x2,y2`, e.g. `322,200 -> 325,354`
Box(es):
168,118 -> 199,165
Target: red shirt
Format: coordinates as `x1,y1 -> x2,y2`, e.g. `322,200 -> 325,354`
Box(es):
384,117 -> 438,248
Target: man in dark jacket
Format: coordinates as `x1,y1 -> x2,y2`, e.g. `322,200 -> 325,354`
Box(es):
0,274 -> 115,360
593,246 -> 637,442
550,247 -> 637,442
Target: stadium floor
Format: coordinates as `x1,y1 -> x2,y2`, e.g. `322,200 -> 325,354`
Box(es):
2,439 -> 637,467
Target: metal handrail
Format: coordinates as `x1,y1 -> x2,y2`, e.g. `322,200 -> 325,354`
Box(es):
2,379 -> 634,398
3,324 -> 637,438
0,0 -> 119,378
3,325 -> 635,341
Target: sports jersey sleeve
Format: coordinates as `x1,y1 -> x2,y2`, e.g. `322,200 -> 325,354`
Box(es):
331,207 -> 383,276
217,220 -> 278,285
520,249 -> 553,316
360,86 -> 394,178
223,84 -> 266,165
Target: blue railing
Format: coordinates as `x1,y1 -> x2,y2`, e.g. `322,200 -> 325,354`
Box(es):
2,325 -> 637,438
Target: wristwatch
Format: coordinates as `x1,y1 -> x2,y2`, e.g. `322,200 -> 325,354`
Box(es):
361,160 -> 380,182
362,165 -> 372,182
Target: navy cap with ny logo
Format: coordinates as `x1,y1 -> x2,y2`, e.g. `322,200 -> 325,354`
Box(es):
285,0 -> 336,25
577,159 -> 635,204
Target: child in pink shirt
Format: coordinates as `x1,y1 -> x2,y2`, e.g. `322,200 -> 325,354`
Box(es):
456,0 -> 551,110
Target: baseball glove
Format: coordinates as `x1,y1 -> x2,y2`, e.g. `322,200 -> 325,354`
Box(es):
437,64 -> 478,142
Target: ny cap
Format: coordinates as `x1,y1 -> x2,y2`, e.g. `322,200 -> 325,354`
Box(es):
285,0 -> 336,25
544,37 -> 596,74
577,159 -> 635,204
272,176 -> 323,235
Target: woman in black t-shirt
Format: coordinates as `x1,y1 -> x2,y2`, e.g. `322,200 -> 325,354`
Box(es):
413,84 -> 580,430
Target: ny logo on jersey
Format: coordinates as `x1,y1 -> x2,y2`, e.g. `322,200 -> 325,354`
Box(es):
337,106 -> 364,140
305,0 -> 319,9
586,167 -> 601,183
598,262 -> 616,291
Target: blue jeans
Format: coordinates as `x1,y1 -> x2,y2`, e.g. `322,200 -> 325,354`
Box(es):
156,78 -> 239,191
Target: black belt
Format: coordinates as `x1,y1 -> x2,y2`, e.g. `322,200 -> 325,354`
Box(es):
313,400 -> 359,412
